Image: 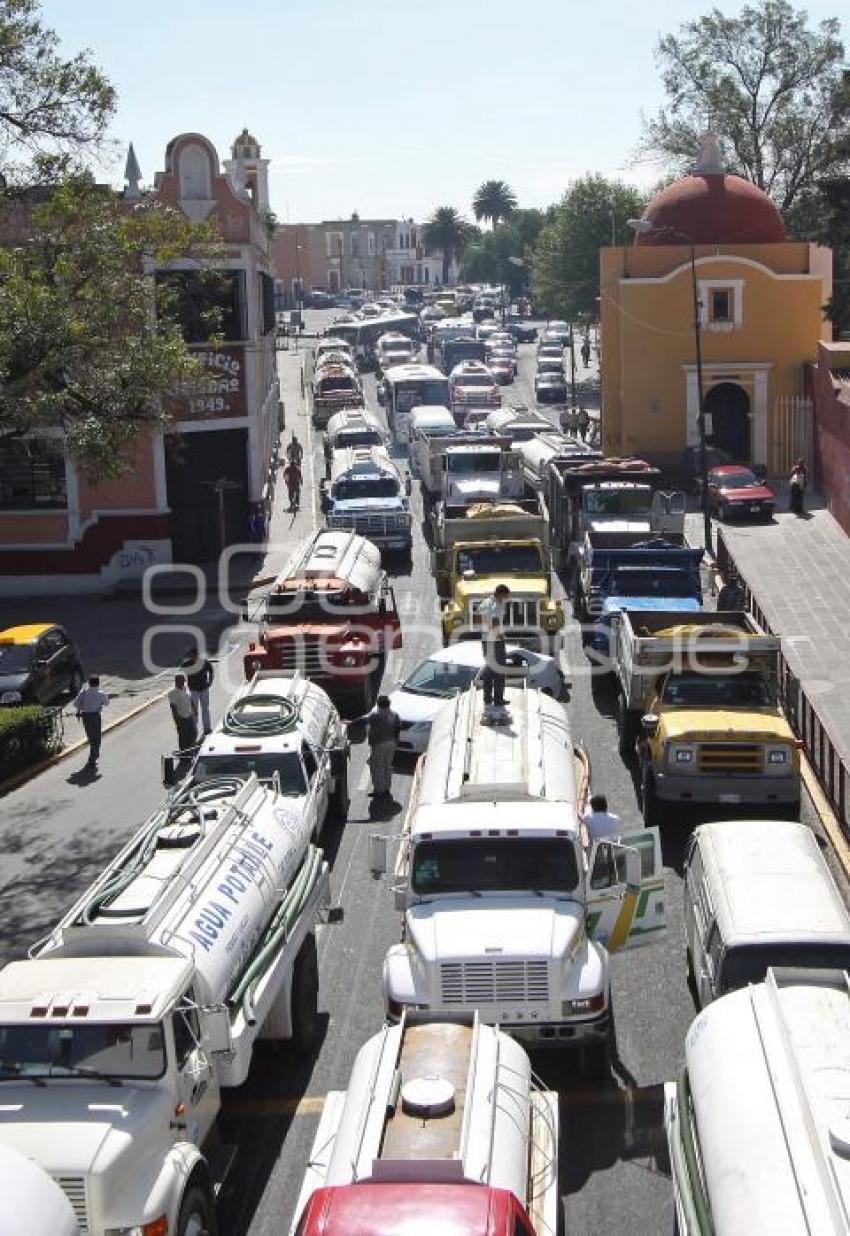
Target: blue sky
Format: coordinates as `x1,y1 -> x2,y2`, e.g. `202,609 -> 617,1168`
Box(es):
40,0 -> 847,223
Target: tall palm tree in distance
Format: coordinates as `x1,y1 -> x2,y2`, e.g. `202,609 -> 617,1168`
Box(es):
472,180 -> 517,230
422,206 -> 469,284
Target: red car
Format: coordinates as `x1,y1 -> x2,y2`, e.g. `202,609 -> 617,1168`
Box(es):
706,464 -> 776,521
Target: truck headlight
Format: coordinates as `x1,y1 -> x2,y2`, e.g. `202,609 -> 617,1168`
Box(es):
563,993 -> 606,1016
341,654 -> 359,667
672,744 -> 696,764
767,747 -> 789,764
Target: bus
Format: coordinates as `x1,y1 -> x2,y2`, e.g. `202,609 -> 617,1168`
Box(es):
381,363 -> 451,443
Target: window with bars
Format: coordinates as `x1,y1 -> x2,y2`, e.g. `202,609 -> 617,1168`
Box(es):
0,437 -> 67,509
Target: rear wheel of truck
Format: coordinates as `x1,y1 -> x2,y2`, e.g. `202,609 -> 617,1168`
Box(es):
641,768 -> 666,828
291,935 -> 320,1052
616,694 -> 637,760
328,764 -> 350,824
176,1184 -> 216,1236
581,999 -> 614,1081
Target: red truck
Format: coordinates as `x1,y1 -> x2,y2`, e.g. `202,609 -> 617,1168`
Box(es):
244,529 -> 401,710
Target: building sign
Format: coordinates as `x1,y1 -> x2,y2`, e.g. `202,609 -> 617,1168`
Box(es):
167,346 -> 246,420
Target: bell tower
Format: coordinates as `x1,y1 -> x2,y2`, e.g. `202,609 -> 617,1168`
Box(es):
224,128 -> 270,212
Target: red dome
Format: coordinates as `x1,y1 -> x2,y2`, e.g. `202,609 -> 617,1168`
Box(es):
635,172 -> 786,246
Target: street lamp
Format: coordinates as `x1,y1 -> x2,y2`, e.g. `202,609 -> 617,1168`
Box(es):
627,218 -> 712,555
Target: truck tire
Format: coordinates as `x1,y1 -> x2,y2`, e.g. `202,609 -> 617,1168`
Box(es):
328,764 -> 350,824
616,694 -> 636,760
641,768 -> 666,828
176,1184 -> 216,1236
291,936 -> 320,1052
581,998 -> 614,1081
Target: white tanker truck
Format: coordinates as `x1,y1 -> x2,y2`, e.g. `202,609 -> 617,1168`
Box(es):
0,773 -> 331,1236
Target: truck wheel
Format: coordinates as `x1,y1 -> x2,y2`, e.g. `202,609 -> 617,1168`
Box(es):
616,695 -> 636,760
176,1184 -> 216,1236
328,765 -> 350,824
641,769 -> 665,828
581,999 -> 614,1081
291,936 -> 320,1052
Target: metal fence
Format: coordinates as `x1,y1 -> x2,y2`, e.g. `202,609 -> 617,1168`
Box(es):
717,529 -> 849,835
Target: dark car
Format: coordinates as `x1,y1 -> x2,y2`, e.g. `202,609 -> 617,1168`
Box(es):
535,372 -> 568,403
505,318 -> 538,343
307,290 -> 337,309
0,623 -> 84,706
706,465 -> 776,521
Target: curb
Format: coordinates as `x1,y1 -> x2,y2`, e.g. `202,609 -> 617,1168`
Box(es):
0,685 -> 171,796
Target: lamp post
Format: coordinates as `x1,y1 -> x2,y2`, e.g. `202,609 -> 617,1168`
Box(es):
627,218 -> 712,555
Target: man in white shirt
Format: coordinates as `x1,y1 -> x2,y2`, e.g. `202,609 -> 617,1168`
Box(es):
167,674 -> 196,753
74,675 -> 110,771
582,794 -> 622,848
475,583 -> 511,630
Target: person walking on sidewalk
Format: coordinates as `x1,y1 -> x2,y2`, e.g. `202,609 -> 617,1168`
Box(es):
74,675 -> 109,771
368,695 -> 401,798
581,336 -> 591,368
182,647 -> 214,735
168,674 -> 197,755
284,458 -> 302,511
577,407 -> 591,441
789,457 -> 807,516
286,433 -> 304,467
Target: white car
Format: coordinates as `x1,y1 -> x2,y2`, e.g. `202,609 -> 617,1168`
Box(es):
388,642 -> 563,754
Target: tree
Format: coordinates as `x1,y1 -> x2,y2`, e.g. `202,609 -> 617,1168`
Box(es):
0,0 -> 115,178
472,180 -> 518,230
530,175 -> 647,320
422,206 -> 471,284
0,175 -> 222,478
640,1 -> 850,212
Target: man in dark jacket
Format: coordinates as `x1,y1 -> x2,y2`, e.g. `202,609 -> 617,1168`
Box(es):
182,646 -> 214,735
368,694 -> 401,797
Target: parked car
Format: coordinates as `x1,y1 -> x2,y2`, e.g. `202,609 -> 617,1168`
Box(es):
706,465 -> 777,521
307,290 -> 337,309
545,320 -> 571,345
386,642 -> 563,754
537,342 -> 564,361
0,623 -> 84,705
505,318 -> 537,343
536,357 -> 565,377
535,371 -> 568,403
489,354 -> 515,384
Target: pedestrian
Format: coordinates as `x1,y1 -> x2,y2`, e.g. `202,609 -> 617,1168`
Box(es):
74,675 -> 109,771
167,674 -> 197,754
182,646 -> 214,735
577,407 -> 591,440
286,432 -> 304,467
481,617 -> 510,724
248,502 -> 267,543
368,694 -> 401,798
475,582 -> 511,630
582,794 -> 622,848
284,458 -> 302,510
717,576 -> 744,611
581,336 -> 591,368
789,457 -> 807,517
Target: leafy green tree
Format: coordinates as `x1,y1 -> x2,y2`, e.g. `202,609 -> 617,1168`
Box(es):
0,0 -> 115,178
472,180 -> 517,230
530,175 -> 647,320
422,206 -> 471,284
0,175 -> 222,478
640,1 -> 850,212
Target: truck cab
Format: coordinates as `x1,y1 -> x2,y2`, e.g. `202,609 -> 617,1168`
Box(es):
375,331 -> 417,376
322,407 -> 388,477
376,686 -> 665,1065
321,446 -> 413,554
439,440 -> 524,506
244,529 -> 402,709
290,1012 -> 558,1236
448,360 -> 501,426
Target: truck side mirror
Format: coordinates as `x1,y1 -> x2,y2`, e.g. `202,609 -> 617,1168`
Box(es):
203,1005 -> 233,1056
641,712 -> 660,737
393,883 -> 408,913
369,832 -> 388,876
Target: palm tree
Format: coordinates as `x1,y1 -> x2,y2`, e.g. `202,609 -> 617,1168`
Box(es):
472,180 -> 517,230
422,206 -> 469,285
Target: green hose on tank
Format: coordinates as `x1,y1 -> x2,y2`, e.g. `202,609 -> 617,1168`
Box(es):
227,845 -> 324,1025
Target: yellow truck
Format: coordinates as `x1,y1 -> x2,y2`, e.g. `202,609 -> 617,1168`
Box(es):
622,611 -> 801,825
434,498 -> 564,650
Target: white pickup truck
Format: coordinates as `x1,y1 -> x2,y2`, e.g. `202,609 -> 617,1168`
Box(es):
417,433 -> 523,507
0,774 -> 331,1235
373,684 -> 665,1073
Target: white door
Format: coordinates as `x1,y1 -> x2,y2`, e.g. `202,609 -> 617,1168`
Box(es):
173,998 -> 220,1148
586,827 -> 666,952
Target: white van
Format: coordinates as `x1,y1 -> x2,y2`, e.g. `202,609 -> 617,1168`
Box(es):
666,966 -> 850,1235
684,818 -> 850,1006
408,405 -> 456,474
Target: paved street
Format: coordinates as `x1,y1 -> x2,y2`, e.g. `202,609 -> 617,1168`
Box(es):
0,312 -> 831,1235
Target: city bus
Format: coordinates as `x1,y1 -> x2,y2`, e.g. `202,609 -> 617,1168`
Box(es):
381,363 -> 451,443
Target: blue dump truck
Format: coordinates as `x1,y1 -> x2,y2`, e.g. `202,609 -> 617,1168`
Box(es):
574,531 -> 704,661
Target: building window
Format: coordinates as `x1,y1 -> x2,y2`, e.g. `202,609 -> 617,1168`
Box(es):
259,272 -> 276,335
350,232 -> 360,259
710,288 -> 732,322
0,437 -> 67,510
368,232 -> 376,255
326,231 -> 344,258
698,279 -> 743,331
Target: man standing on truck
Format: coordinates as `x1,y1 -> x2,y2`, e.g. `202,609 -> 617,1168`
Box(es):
481,617 -> 510,724
368,694 -> 401,798
581,794 -> 622,848
475,582 -> 511,630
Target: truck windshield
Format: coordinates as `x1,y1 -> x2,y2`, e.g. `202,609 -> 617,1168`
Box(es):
661,670 -> 773,708
446,451 -> 501,474
336,430 -> 382,449
458,545 -> 543,575
0,644 -> 33,673
264,592 -> 378,621
455,374 -> 494,387
320,376 -> 358,394
192,751 -> 307,794
411,837 -> 579,895
723,943 -> 850,993
584,489 -> 652,515
334,477 -> 400,500
610,569 -> 694,597
0,1022 -> 166,1081
395,381 -> 450,411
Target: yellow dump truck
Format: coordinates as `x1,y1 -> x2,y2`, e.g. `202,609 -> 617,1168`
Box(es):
624,611 -> 801,825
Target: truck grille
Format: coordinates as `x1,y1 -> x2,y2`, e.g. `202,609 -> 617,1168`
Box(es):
267,639 -> 327,675
698,743 -> 763,773
54,1176 -> 88,1231
328,514 -> 409,534
505,599 -> 539,628
440,960 -> 549,1005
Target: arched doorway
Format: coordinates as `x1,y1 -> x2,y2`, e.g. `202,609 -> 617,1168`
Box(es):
705,382 -> 751,461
